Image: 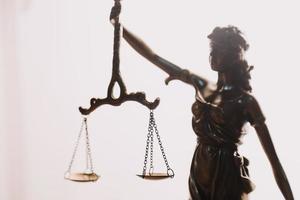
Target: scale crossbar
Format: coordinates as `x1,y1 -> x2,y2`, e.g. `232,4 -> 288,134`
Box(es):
79,0 -> 159,116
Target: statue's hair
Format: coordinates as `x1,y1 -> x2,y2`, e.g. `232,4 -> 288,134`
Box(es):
208,26 -> 253,92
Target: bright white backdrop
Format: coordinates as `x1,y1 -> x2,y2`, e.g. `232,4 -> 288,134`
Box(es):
0,0 -> 299,199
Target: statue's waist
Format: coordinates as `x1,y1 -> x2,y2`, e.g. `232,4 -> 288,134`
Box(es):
197,137 -> 238,152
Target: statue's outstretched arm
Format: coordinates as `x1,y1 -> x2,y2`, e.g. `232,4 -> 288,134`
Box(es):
122,27 -> 214,97
246,96 -> 294,200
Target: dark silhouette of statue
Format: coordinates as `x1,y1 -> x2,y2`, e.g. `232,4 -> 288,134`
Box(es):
110,5 -> 294,200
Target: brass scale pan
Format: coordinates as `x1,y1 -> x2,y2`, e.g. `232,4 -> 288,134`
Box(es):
64,172 -> 99,182
65,171 -> 174,182
137,169 -> 175,180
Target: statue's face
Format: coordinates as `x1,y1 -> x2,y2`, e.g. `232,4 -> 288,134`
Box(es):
209,49 -> 227,72
209,47 -> 239,72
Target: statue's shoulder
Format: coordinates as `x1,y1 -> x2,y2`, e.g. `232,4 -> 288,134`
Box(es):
241,92 -> 266,126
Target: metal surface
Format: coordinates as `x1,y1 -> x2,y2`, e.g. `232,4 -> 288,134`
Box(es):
137,172 -> 174,180
65,118 -> 98,182
64,172 -> 99,182
79,0 -> 159,115
140,110 -> 174,179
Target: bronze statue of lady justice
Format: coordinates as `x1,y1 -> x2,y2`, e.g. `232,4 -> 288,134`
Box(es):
110,2 -> 294,200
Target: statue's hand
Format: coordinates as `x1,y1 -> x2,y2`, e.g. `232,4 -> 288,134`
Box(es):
165,69 -> 191,85
165,75 -> 176,85
109,1 -> 121,24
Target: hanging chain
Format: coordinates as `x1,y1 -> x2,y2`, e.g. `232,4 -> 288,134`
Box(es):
151,111 -> 172,172
66,117 -> 95,174
142,112 -> 153,175
142,110 -> 174,177
66,118 -> 86,173
84,118 -> 95,173
149,113 -> 154,174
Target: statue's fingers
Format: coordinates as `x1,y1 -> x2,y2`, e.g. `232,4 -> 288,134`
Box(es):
165,76 -> 176,85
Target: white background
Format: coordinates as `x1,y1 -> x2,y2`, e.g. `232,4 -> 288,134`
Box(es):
0,0 -> 299,199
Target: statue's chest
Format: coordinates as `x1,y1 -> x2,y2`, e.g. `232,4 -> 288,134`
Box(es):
207,93 -> 247,125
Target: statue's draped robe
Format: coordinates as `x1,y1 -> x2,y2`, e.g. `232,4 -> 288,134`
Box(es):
189,92 -> 264,200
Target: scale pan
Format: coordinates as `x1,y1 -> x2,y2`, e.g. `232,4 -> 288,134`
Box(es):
64,172 -> 99,182
137,172 -> 173,180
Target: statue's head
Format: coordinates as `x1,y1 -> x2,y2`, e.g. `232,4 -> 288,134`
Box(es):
208,26 -> 249,72
208,26 -> 253,91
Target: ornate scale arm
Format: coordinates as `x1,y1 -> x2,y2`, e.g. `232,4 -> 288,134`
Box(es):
79,0 -> 159,115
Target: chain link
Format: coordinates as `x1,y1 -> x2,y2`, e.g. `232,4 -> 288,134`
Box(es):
142,110 -> 174,176
151,111 -> 172,171
84,118 -> 94,173
66,117 -> 95,174
142,111 -> 153,175
66,118 -> 86,173
149,115 -> 154,174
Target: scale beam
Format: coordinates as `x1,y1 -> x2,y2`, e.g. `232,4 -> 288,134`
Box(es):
79,93 -> 160,115
79,0 -> 159,115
